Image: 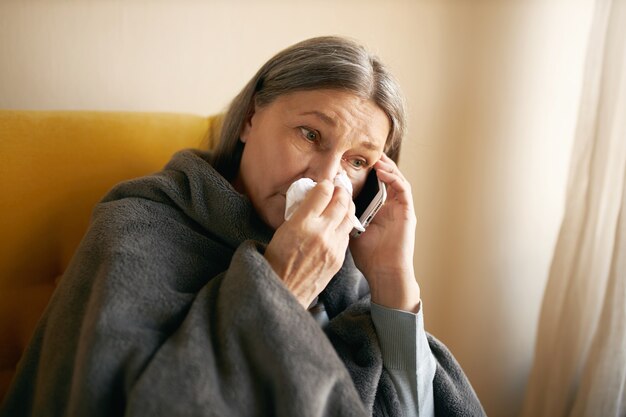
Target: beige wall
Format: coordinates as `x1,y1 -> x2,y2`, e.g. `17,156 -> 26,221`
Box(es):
0,1 -> 594,416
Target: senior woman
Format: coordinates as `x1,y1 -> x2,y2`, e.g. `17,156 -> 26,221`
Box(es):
1,37 -> 484,417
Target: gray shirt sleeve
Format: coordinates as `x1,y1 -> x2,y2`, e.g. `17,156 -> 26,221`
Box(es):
370,302 -> 436,417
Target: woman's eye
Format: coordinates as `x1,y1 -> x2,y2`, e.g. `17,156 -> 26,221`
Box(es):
346,158 -> 367,169
300,127 -> 319,142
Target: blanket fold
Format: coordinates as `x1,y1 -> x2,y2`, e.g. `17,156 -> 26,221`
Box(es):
1,149 -> 485,417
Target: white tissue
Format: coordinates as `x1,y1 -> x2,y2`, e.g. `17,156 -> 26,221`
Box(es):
284,178 -> 317,220
284,172 -> 365,232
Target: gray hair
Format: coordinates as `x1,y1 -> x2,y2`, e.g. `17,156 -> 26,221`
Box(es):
212,36 -> 407,180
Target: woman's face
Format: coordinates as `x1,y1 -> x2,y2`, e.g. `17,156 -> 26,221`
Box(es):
234,89 -> 390,229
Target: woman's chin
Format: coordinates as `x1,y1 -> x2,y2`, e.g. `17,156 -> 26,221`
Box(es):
260,207 -> 286,231
255,197 -> 286,230
272,210 -> 289,229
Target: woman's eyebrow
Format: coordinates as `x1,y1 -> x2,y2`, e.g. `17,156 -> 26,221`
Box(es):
299,111 -> 337,127
360,141 -> 380,151
298,110 -> 382,151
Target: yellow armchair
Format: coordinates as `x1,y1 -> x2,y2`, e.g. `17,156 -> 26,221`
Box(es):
0,110 -> 222,400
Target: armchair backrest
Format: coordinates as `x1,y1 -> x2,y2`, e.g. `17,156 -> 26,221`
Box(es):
0,110 -> 222,400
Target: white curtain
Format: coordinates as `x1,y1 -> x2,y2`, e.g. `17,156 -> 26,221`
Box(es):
521,0 -> 626,416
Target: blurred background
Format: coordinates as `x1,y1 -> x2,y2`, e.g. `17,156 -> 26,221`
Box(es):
0,1 -> 598,416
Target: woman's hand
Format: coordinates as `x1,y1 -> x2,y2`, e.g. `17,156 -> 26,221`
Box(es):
350,153 -> 421,313
265,180 -> 356,309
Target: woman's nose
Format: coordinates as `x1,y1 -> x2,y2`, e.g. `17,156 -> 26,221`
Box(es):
306,154 -> 342,183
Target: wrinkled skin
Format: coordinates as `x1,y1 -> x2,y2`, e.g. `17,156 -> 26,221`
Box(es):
234,89 -> 420,312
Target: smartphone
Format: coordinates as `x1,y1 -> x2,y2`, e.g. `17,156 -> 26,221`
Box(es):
351,169 -> 387,237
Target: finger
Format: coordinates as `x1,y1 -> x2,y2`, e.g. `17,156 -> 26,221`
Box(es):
374,167 -> 413,206
375,153 -> 410,192
375,153 -> 408,183
321,186 -> 352,226
290,180 -> 335,221
336,200 -> 357,235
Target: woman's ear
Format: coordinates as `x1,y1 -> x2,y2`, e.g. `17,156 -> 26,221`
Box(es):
240,104 -> 256,144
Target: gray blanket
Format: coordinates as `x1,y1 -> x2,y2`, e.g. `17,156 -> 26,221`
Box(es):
1,150 -> 485,417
